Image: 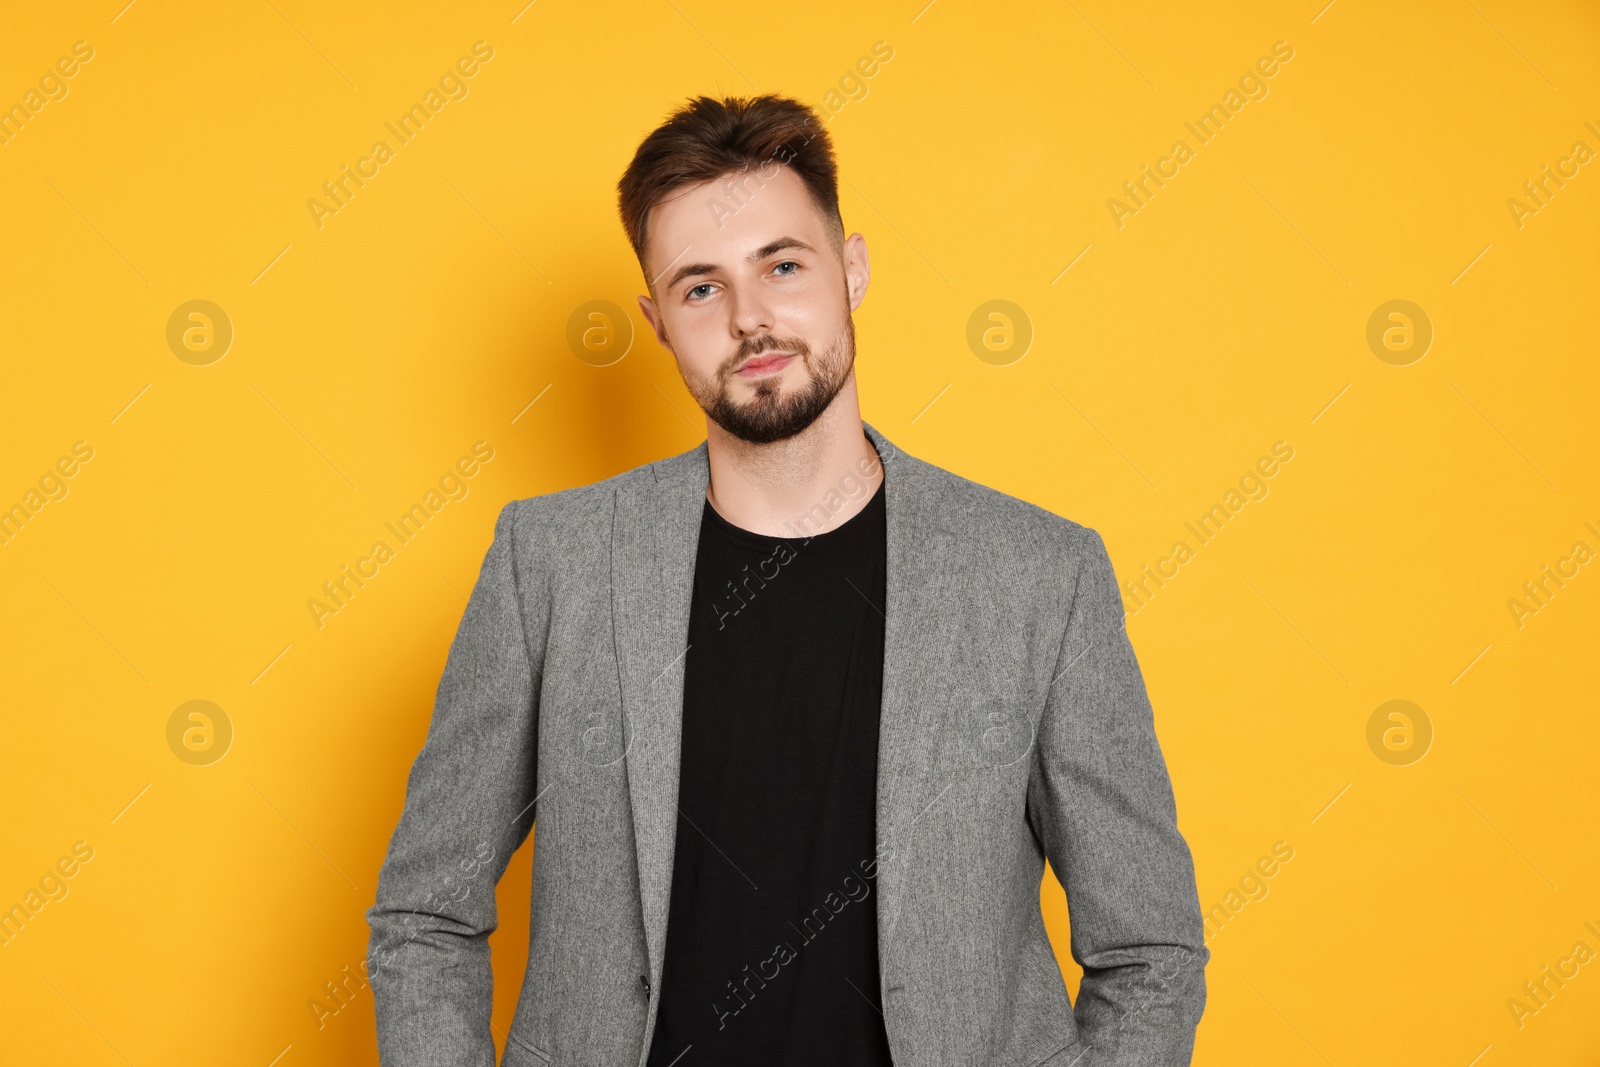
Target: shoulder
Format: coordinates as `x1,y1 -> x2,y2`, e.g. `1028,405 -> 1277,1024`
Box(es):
492,439 -> 699,541
899,449 -> 1126,634
900,449 -> 1107,567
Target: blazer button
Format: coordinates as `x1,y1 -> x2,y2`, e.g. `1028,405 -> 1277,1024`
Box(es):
640,974 -> 651,996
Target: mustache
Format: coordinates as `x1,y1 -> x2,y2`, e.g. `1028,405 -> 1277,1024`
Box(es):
736,334 -> 812,363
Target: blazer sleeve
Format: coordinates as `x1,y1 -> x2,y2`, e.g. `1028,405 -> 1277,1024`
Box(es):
1026,526 -> 1209,1065
365,498 -> 547,1066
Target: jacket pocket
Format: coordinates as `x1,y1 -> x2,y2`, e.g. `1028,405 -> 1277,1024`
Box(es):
504,1029 -> 552,1064
1027,1034 -> 1085,1067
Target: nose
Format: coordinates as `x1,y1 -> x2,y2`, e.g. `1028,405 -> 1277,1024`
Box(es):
728,280 -> 775,340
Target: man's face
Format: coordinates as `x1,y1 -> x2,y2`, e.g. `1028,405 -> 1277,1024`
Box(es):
636,165 -> 870,445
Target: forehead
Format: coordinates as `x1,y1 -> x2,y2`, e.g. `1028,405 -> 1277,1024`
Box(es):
645,165 -> 828,274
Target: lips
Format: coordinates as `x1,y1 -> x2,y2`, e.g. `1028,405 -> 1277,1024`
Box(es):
736,352 -> 795,376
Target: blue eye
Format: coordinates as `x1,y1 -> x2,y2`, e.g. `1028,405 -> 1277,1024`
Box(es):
774,261 -> 799,275
688,283 -> 714,300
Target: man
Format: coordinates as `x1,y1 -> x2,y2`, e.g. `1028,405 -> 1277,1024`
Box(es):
367,95 -> 1208,1066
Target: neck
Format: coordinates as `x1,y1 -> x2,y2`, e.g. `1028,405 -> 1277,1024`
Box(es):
703,374 -> 883,538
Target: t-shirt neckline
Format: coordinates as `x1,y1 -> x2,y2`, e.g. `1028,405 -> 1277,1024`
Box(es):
701,477 -> 885,554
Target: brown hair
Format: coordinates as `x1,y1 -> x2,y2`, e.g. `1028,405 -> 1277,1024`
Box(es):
616,94 -> 843,278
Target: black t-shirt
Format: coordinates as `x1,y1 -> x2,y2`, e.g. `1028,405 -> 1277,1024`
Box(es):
646,474 -> 894,1067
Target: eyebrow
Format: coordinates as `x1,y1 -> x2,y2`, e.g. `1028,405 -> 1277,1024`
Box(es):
663,236 -> 817,292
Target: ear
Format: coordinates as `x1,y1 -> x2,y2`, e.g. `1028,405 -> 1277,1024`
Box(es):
637,292 -> 672,352
842,232 -> 871,312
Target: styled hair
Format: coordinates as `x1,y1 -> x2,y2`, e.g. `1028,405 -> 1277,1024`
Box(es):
616,94 -> 844,277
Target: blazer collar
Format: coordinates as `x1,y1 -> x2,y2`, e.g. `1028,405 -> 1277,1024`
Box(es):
610,420 -> 954,989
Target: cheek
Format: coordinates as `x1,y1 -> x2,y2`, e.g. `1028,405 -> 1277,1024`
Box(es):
774,284 -> 844,342
663,308 -> 732,373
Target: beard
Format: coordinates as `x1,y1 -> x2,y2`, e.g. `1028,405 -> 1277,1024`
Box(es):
692,315 -> 855,445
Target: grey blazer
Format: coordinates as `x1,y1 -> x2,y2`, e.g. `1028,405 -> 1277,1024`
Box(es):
366,421 -> 1208,1067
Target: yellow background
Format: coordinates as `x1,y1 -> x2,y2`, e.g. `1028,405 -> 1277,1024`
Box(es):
3,0 -> 1597,1063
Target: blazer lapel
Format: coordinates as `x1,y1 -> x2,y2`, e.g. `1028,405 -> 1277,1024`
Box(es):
612,422 -> 952,986
862,423 -> 956,956
612,439 -> 709,985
